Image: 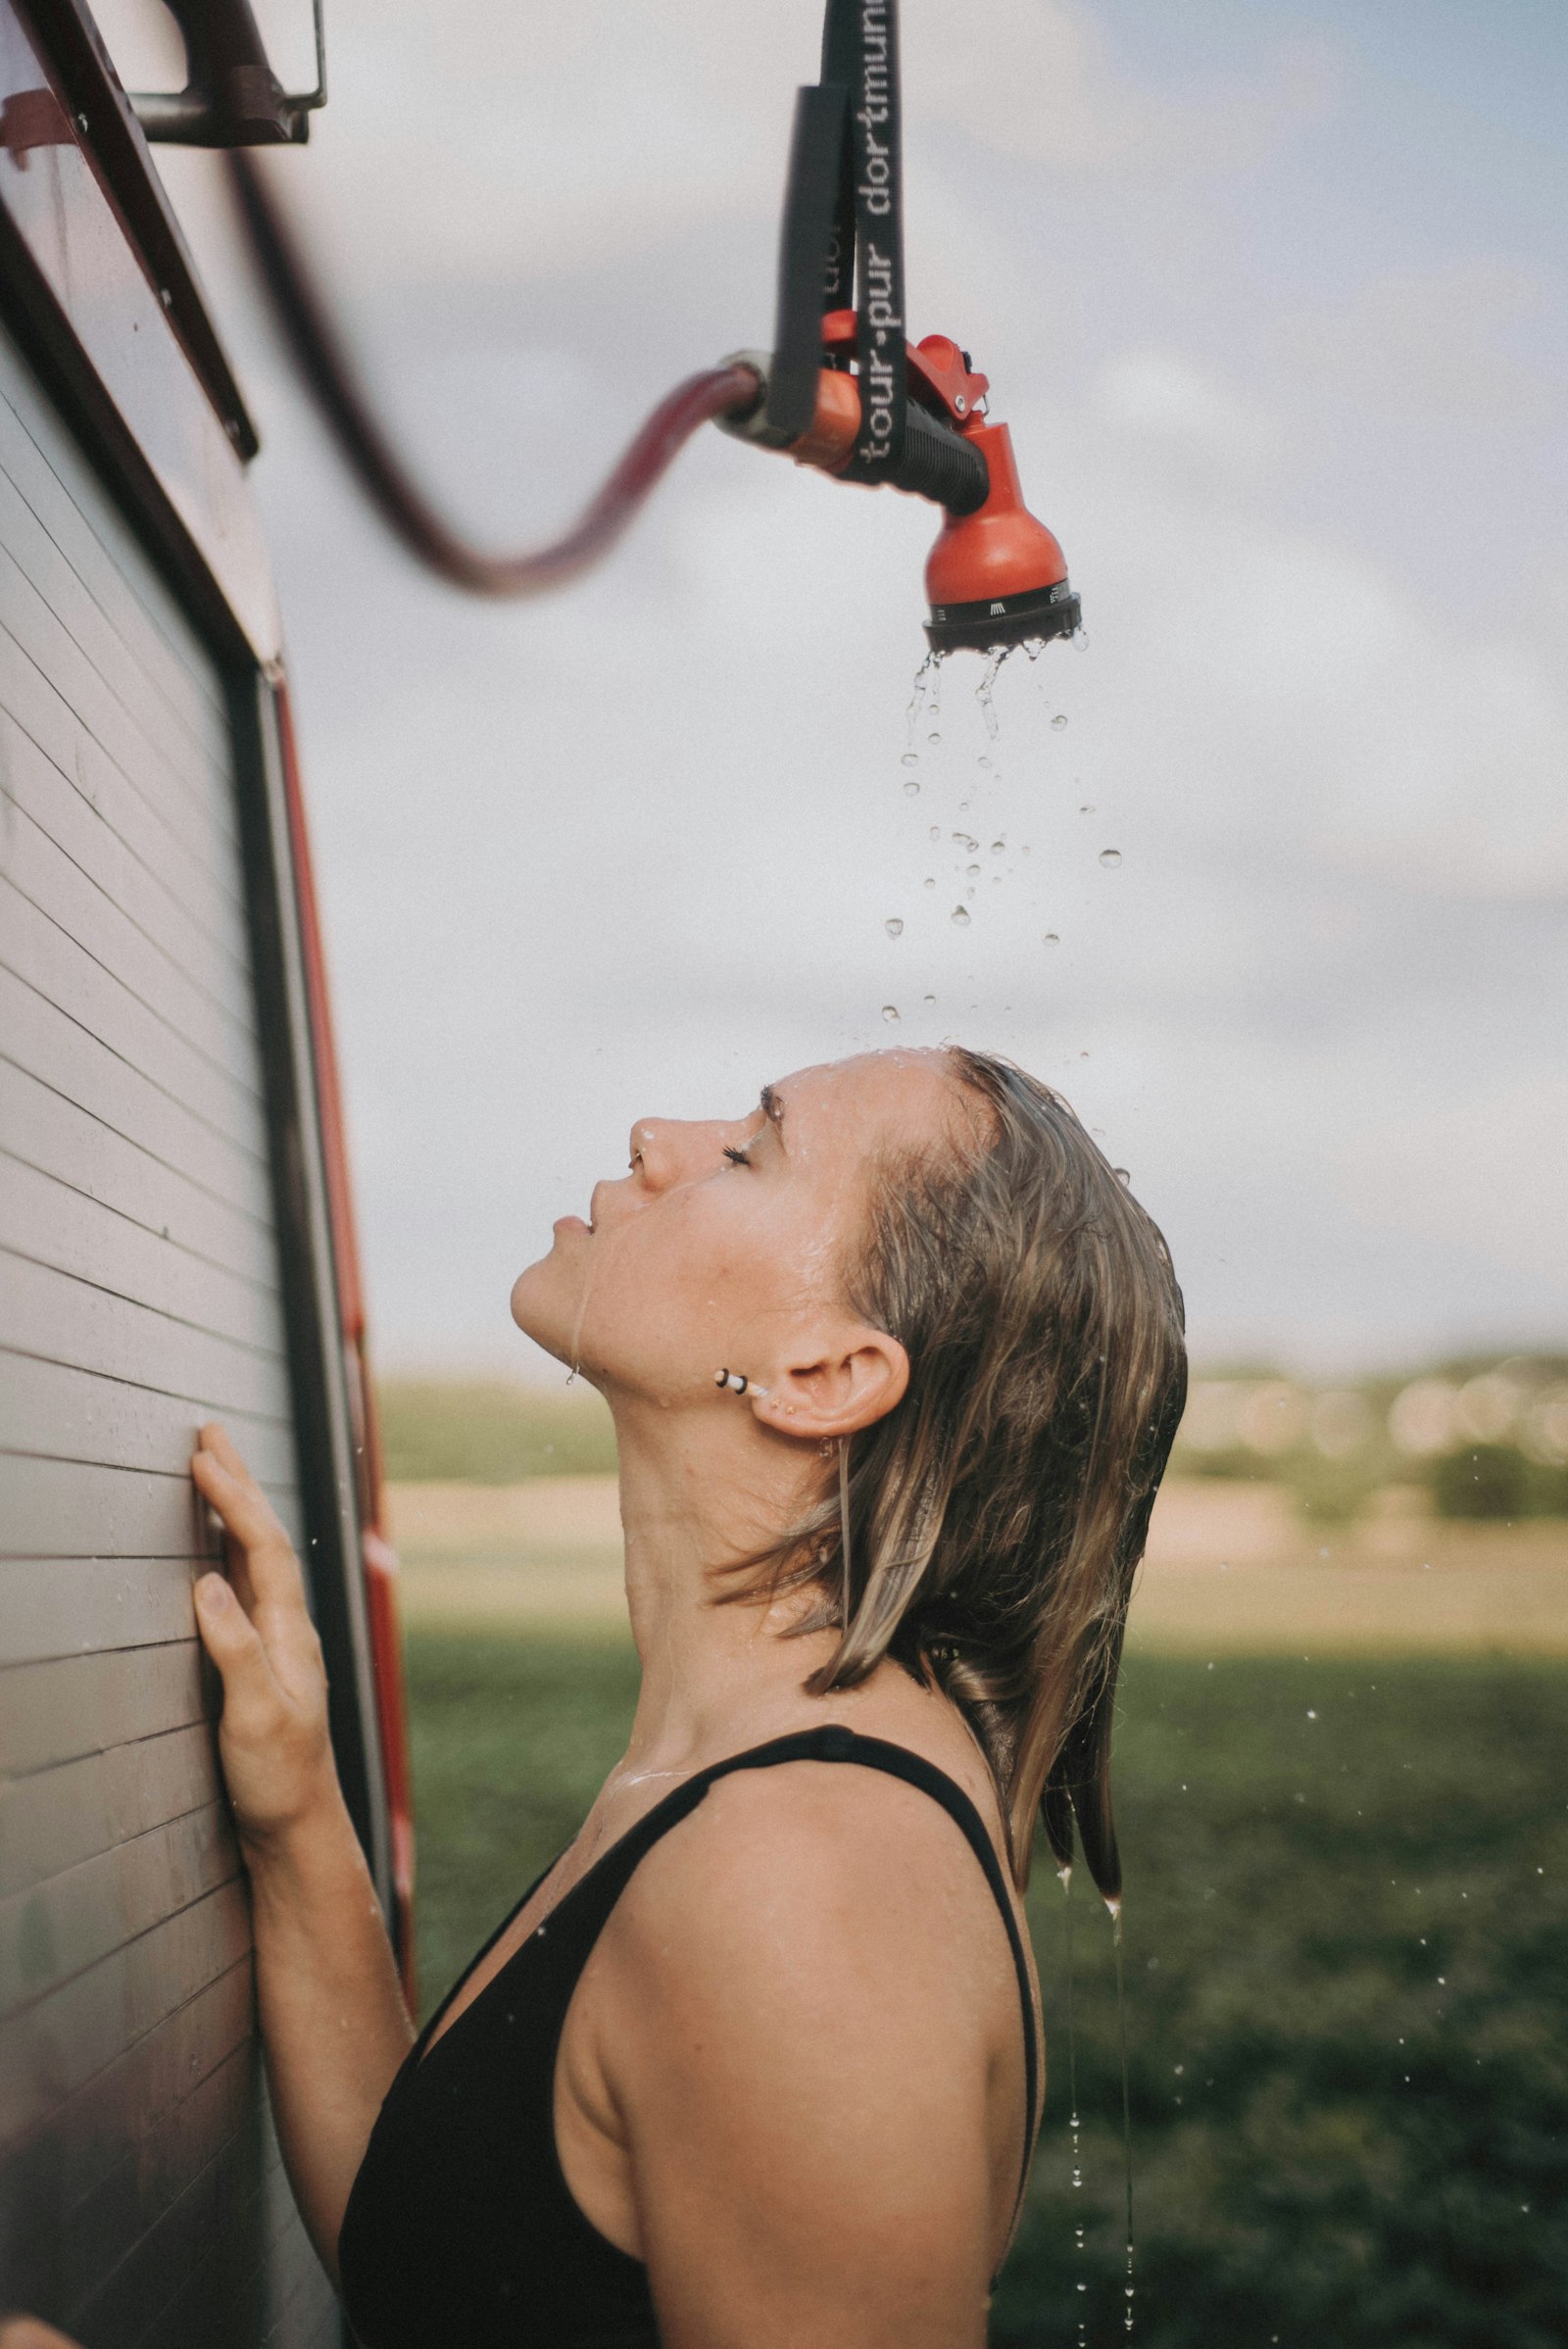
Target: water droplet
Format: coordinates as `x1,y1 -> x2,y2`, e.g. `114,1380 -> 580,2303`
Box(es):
929,825 -> 942,844
991,839 -> 1005,855
882,1004 -> 900,1023
923,992 -> 936,1005
903,778 -> 920,797
965,862 -> 981,878
1043,931 -> 1060,947
1100,848 -> 1122,869
1114,1167 -> 1130,1186
923,876 -> 935,888
978,755 -> 993,769
1079,804 -> 1095,815
1052,712 -> 1068,730
884,917 -> 904,939
927,731 -> 942,746
951,905 -> 970,927
952,831 -> 978,852
901,752 -> 919,767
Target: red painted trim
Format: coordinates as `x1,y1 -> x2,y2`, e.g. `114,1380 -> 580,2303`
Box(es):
364,1528 -> 416,1934
272,682 -> 416,2011
272,690 -> 367,1352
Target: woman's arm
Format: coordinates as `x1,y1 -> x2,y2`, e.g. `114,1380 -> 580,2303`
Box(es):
189,1425 -> 416,2278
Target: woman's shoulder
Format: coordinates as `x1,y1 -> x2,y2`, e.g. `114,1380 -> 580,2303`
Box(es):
597,1729 -> 1019,2026
567,1734 -> 1015,2341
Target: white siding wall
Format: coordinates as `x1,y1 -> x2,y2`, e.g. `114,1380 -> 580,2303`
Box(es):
0,321 -> 338,2344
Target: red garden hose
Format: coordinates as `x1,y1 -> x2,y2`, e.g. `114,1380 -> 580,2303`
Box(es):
225,151 -> 761,597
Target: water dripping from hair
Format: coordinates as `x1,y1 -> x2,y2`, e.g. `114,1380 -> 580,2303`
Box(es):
1060,1862 -> 1088,2348
837,1435 -> 854,1636
1108,1896 -> 1136,2334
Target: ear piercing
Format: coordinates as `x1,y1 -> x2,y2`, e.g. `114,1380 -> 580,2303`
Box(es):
714,1367 -> 770,1398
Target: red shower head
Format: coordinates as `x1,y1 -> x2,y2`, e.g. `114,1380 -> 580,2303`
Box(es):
922,420 -> 1079,653
723,323 -> 1080,655
907,337 -> 1079,654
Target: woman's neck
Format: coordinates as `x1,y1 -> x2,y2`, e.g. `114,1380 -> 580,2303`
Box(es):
606,1390 -> 838,1776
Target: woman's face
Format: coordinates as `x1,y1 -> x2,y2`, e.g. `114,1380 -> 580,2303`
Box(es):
511,1050 -> 962,1407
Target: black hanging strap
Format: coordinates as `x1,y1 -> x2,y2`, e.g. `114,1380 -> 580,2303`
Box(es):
839,0 -> 906,475
765,0 -> 907,473
768,81 -> 852,440
818,1 -> 858,312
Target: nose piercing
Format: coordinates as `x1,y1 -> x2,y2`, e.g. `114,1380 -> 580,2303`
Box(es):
714,1368 -> 770,1398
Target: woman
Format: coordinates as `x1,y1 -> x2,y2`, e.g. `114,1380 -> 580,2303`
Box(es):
8,1046 -> 1185,2349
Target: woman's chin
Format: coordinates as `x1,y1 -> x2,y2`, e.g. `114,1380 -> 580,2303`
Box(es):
509,1260 -> 563,1350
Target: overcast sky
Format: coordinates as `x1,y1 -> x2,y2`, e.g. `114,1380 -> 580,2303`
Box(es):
103,0 -> 1567,1376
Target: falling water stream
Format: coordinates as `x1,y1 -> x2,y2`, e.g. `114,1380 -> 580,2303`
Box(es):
891,636 -> 1141,2337
1058,1864 -> 1138,2343
1110,1901 -> 1137,2334
882,640 -> 1102,1031
1060,1867 -> 1088,2348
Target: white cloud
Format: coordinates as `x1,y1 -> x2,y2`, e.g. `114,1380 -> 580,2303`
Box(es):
904,0 -> 1337,176
131,0 -> 1337,297
1338,1080 -> 1568,1285
1096,350 -> 1283,467
1272,260 -> 1560,429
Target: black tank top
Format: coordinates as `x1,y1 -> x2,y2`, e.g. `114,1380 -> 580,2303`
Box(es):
338,1724 -> 1040,2349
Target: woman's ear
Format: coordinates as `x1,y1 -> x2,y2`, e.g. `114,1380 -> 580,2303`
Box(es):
754,1324 -> 909,1441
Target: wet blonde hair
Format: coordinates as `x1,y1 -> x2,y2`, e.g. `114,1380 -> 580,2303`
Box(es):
740,1049 -> 1187,1897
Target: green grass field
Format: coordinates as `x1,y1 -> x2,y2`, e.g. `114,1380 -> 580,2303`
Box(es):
379,1380 -> 616,1482
404,1631 -> 1568,2349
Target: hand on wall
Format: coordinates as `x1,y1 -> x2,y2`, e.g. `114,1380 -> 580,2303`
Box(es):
190,1421 -> 344,1846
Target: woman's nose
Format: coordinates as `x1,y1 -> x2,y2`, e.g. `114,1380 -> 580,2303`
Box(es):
628,1117 -> 687,1191
628,1117 -> 724,1192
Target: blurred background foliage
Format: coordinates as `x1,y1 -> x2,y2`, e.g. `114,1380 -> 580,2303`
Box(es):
379,1351 -> 1568,1521
405,1633 -> 1568,2349
1168,1354 -> 1568,1526
378,1378 -> 618,1482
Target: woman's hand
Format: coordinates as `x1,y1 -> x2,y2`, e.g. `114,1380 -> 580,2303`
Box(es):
0,2324 -> 81,2348
190,1422 -> 342,1849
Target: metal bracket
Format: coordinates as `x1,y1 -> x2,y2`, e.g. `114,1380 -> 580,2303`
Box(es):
129,0 -> 326,147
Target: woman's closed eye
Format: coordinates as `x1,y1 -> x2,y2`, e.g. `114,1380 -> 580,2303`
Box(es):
721,1145 -> 753,1168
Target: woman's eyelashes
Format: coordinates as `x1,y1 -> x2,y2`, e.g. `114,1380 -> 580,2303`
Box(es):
722,1112 -> 770,1170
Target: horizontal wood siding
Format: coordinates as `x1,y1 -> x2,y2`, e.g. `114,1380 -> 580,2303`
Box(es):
0,321 -> 337,2339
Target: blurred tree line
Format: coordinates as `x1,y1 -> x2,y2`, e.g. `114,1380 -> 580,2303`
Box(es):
1169,1354 -> 1568,1526
377,1378 -> 617,1482
377,1356 -> 1568,1527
